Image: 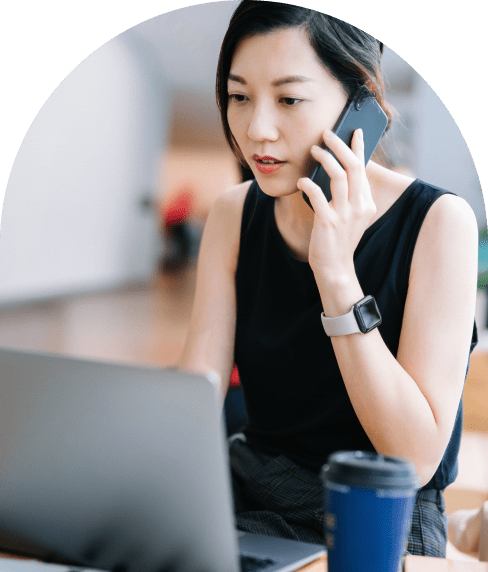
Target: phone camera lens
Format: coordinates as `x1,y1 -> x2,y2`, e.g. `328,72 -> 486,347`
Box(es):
355,100 -> 364,111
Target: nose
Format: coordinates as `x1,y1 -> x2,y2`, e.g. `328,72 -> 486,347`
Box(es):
247,102 -> 279,143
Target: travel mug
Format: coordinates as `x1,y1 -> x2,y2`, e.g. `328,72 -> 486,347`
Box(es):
321,451 -> 420,572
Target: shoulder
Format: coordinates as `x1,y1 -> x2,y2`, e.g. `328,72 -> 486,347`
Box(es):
205,179 -> 253,242
418,191 -> 478,246
201,180 -> 253,273
424,190 -> 477,225
410,190 -> 478,281
210,179 -> 253,218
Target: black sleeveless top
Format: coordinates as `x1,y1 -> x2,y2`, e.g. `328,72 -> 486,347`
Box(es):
234,179 -> 478,490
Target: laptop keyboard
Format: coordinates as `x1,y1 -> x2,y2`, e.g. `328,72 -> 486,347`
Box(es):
240,554 -> 277,572
60,557 -> 278,572
59,556 -> 277,572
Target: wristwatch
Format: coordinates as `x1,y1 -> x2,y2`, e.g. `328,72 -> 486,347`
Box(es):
321,295 -> 382,336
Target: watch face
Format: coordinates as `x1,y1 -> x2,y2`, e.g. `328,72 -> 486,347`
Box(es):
354,295 -> 382,333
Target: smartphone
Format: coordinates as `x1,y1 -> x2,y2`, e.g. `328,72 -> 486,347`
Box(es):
302,95 -> 388,208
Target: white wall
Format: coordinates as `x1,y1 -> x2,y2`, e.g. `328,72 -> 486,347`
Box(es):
381,47 -> 485,232
1,8 -> 484,307
0,31 -> 169,304
414,75 -> 485,230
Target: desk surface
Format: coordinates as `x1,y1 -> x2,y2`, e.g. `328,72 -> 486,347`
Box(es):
3,552 -> 488,572
300,554 -> 488,572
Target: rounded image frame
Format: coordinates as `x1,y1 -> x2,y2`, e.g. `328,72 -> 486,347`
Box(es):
1,0 -> 487,222
0,0 -> 488,299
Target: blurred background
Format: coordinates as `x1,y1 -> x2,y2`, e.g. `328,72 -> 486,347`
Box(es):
0,1 -> 486,560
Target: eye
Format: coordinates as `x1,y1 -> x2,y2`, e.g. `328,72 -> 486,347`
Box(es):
228,93 -> 248,104
280,97 -> 302,107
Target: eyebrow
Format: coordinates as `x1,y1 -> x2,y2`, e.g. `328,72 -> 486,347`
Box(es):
228,74 -> 315,87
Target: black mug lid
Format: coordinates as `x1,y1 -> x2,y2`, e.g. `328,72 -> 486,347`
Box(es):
321,451 -> 421,490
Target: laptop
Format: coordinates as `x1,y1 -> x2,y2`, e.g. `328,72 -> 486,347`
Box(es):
0,347 -> 325,572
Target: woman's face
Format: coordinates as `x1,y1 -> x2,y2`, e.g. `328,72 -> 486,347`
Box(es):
227,26 -> 348,197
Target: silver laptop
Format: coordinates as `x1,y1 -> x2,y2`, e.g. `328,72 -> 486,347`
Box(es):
0,347 -> 325,572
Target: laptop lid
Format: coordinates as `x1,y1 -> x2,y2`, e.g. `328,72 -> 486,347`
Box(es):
0,346 -> 240,572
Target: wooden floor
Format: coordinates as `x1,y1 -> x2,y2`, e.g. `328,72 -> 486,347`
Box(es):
0,263 -> 487,559
0,268 -> 197,369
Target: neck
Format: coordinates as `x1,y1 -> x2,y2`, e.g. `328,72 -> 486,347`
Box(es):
275,188 -> 315,226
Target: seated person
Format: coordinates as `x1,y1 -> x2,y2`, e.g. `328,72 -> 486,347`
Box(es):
179,0 -> 479,557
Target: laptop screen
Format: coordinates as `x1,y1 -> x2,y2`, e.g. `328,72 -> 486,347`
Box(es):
0,347 -> 239,572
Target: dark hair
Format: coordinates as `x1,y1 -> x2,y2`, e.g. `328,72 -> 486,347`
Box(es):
216,0 -> 391,165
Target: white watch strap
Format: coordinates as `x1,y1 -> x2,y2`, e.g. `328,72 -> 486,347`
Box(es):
321,307 -> 361,336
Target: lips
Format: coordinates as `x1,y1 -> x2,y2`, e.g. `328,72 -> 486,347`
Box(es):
252,154 -> 286,175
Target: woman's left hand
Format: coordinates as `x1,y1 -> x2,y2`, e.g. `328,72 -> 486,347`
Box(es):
298,128 -> 377,283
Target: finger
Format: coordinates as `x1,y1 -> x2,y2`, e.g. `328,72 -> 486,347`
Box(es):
323,129 -> 366,206
322,128 -> 364,169
297,176 -> 333,220
349,128 -> 365,167
346,129 -> 367,205
310,144 -> 348,210
349,128 -> 374,202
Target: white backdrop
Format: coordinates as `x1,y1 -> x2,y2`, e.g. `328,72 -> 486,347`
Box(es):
0,27 -> 169,303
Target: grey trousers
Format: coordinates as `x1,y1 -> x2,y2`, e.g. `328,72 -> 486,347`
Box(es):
229,434 -> 447,557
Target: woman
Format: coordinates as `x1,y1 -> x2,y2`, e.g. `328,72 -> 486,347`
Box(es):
179,0 -> 479,557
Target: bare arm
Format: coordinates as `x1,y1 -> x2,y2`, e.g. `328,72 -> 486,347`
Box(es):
299,130 -> 478,486
178,181 -> 250,403
314,194 -> 477,485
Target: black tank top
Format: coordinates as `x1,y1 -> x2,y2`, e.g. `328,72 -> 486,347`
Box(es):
234,179 -> 478,490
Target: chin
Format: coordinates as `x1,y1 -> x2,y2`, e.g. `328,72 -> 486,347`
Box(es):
252,168 -> 300,196
255,177 -> 299,198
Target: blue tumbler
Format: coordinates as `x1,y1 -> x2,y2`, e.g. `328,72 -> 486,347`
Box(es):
321,451 -> 420,572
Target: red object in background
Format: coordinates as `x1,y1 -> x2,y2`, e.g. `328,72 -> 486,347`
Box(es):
230,365 -> 240,387
161,190 -> 194,227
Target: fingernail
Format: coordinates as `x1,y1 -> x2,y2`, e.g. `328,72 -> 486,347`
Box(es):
358,128 -> 363,140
